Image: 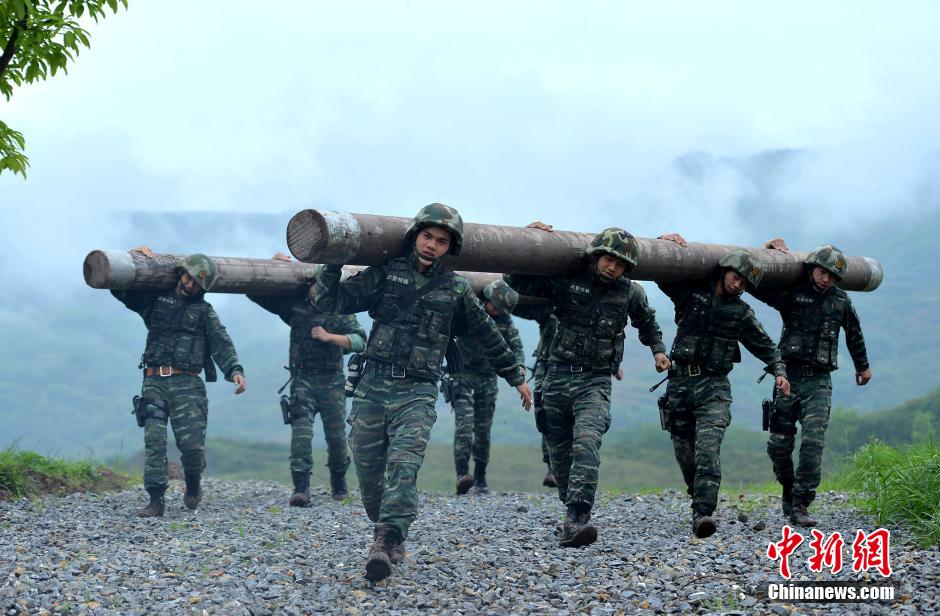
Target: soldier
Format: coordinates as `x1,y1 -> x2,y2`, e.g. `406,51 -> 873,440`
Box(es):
111,247 -> 246,518
447,279 -> 526,495
506,224 -> 670,548
753,240 -> 872,527
656,234 -> 790,538
315,203 -> 532,582
247,254 -> 367,505
510,301 -> 559,488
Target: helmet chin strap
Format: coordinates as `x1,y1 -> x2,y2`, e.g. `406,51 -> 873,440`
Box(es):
414,246 -> 440,267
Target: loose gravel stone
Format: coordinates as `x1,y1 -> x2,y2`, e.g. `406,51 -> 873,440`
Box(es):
1,481 -> 935,614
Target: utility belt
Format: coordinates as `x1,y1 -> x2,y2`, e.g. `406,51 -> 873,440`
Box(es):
785,362 -> 830,378
669,362 -> 705,378
143,365 -> 199,378
547,362 -> 596,374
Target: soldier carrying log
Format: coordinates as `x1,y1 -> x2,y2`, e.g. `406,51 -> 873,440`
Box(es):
110,246 -> 247,518
314,203 -> 532,583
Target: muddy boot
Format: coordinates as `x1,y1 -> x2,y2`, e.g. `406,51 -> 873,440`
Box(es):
559,505 -> 598,548
790,502 -> 818,527
542,471 -> 557,488
289,471 -> 311,507
455,460 -> 475,495
473,462 -> 488,494
365,524 -> 398,582
692,506 -> 717,539
781,481 -> 793,517
137,486 -> 166,518
330,470 -> 348,502
183,473 -> 202,510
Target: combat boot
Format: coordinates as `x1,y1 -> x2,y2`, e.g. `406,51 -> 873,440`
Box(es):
559,505 -> 598,548
692,505 -> 717,538
137,486 -> 166,518
289,471 -> 311,507
389,538 -> 405,565
542,471 -> 557,488
183,473 -> 202,510
455,460 -> 475,495
473,462 -> 489,494
781,481 -> 793,517
365,524 -> 399,582
330,470 -> 348,501
789,502 -> 818,527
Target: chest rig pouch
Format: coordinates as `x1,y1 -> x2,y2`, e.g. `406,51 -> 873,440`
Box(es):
552,273 -> 630,373
366,258 -> 457,381
671,289 -> 745,375
780,286 -> 845,370
144,294 -> 209,372
289,303 -> 344,372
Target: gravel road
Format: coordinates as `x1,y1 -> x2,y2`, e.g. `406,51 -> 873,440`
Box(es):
2,479 -> 937,614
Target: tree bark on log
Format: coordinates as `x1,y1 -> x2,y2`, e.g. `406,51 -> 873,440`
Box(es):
285,209 -> 884,291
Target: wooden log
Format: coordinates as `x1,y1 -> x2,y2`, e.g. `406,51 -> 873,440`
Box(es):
285,209 -> 884,291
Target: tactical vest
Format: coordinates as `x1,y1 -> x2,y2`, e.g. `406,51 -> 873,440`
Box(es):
670,286 -> 747,375
289,302 -> 344,373
365,257 -> 457,381
458,314 -> 513,374
779,284 -> 846,370
144,293 -> 210,372
550,272 -> 631,373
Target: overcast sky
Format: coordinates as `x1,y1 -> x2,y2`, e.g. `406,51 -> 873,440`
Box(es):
2,1 -> 939,288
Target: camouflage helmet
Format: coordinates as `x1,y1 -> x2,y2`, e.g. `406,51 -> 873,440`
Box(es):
404,203 -> 464,256
718,248 -> 764,288
804,244 -> 848,280
179,253 -> 219,292
585,227 -> 639,270
482,279 -> 519,314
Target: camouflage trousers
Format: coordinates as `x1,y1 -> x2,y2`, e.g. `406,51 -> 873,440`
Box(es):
450,371 -> 499,473
289,370 -> 350,476
533,360 -> 551,468
664,373 -> 732,515
348,368 -> 437,539
141,374 -> 208,490
541,368 -> 612,509
767,371 -> 832,505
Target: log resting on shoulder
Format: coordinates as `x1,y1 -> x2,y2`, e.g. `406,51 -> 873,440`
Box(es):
83,249 -> 546,303
285,209 -> 884,291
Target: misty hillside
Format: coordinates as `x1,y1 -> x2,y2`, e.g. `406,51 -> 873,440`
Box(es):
2,204 -> 937,458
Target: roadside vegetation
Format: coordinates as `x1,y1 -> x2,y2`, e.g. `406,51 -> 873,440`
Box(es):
0,445 -> 132,500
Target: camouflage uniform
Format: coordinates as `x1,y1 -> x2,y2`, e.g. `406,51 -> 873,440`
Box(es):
315,255 -> 526,542
112,289 -> 243,492
657,252 -> 784,523
751,246 -> 869,512
512,302 -> 558,475
247,293 -> 365,492
507,260 -> 665,512
450,311 -> 525,485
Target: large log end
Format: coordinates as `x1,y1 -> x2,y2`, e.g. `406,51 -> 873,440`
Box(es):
83,249 -> 136,289
287,209 -> 362,264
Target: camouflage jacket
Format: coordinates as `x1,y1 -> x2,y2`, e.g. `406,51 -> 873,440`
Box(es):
750,280 -> 869,372
315,255 -> 525,385
457,313 -> 525,375
505,270 -> 666,373
512,303 -> 558,363
112,289 -> 243,380
657,280 -> 785,377
247,293 -> 366,373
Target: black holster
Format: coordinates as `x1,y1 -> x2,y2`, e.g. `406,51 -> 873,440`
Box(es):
344,353 -> 364,398
657,394 -> 669,431
761,398 -> 773,431
440,376 -> 453,404
132,396 -> 168,428
280,395 -> 293,425
534,389 -> 546,433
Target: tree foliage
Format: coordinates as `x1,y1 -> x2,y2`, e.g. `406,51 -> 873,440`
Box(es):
1,0 -> 127,178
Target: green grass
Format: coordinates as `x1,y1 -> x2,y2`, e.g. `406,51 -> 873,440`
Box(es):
0,445 -> 132,500
835,440 -> 940,548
